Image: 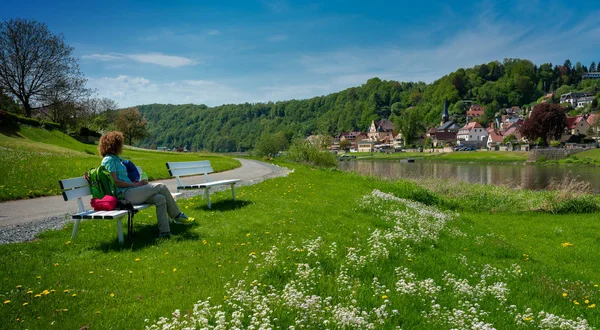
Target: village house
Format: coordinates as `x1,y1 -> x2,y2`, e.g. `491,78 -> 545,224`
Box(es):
426,100 -> 459,147
486,129 -> 503,148
367,119 -> 395,142
357,139 -> 376,153
456,122 -> 488,147
566,115 -> 591,136
392,132 -> 404,150
466,104 -> 485,120
560,92 -> 594,108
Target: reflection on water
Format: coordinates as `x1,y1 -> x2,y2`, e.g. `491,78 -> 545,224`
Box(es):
338,160 -> 600,193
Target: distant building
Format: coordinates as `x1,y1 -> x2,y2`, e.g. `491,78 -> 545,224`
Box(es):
357,139 -> 376,153
457,122 -> 488,147
367,119 -> 395,142
583,72 -> 600,80
426,100 -> 459,146
466,104 -> 485,120
560,92 -> 594,107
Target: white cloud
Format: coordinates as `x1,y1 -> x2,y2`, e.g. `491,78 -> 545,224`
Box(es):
82,52 -> 198,68
87,75 -> 254,107
267,34 -> 288,43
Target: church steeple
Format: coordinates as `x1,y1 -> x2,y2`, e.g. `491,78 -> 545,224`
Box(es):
441,99 -> 449,125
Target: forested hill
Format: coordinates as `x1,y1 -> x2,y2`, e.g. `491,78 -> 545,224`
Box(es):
137,58 -> 600,152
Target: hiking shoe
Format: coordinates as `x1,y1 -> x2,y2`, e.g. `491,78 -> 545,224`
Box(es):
158,231 -> 171,238
173,212 -> 195,225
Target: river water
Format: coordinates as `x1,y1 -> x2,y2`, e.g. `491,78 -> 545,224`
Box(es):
338,160 -> 600,193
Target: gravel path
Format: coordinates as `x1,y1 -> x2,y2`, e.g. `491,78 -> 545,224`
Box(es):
0,159 -> 290,244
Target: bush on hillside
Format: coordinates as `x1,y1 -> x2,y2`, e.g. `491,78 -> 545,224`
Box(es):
0,110 -> 60,130
285,140 -> 338,167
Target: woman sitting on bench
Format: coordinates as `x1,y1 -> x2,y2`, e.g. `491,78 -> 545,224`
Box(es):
98,131 -> 194,238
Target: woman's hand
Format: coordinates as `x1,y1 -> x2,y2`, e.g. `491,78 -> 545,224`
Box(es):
132,180 -> 148,187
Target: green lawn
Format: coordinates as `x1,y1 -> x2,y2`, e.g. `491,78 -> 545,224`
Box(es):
0,126 -> 240,201
0,159 -> 598,329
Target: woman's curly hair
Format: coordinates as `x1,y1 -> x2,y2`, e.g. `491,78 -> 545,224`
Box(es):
98,131 -> 124,157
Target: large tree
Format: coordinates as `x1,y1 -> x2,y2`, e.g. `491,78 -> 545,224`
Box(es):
115,108 -> 148,145
519,103 -> 567,145
394,107 -> 425,145
0,18 -> 88,117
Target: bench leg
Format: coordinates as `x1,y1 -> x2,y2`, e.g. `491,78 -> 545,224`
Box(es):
231,184 -> 236,202
204,188 -> 211,209
116,218 -> 124,244
71,218 -> 80,240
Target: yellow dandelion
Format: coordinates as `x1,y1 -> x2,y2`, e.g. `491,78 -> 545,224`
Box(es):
16,285 -> 22,289
561,242 -> 574,247
562,293 -> 568,297
574,300 -> 579,305
50,289 -> 55,293
34,294 -> 41,298
589,304 -> 596,308
96,311 -> 101,314
27,290 -> 33,294
22,302 -> 28,306
202,240 -> 207,245
65,241 -> 71,245
265,232 -> 270,235
72,294 -> 77,297
36,275 -> 41,279
62,308 -> 68,312
218,264 -> 222,267
109,293 -> 115,297
129,271 -> 133,274
63,290 -> 69,293
173,268 -> 177,272
246,233 -> 251,237
165,252 -> 169,255
3,300 -> 10,304
523,317 -> 532,321
54,263 -> 59,267
135,258 -> 140,262
42,290 -> 50,295
89,271 -> 94,274
217,242 -> 221,246
249,252 -> 256,255
585,300 -> 590,304
382,295 -> 388,299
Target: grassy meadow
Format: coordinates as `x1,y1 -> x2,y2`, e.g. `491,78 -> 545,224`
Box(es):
0,126 -> 240,201
1,158 -> 599,329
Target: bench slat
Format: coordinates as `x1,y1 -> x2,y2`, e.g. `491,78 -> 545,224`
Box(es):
59,177 -> 89,190
62,186 -> 92,201
169,166 -> 214,178
178,179 -> 241,189
166,161 -> 211,170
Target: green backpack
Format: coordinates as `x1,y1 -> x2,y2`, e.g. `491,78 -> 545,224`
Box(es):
88,165 -> 117,199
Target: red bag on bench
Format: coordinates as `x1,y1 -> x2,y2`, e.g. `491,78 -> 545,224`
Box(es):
91,195 -> 118,211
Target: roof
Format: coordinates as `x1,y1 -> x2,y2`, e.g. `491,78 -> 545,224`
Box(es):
587,114 -> 600,126
460,122 -> 483,130
439,121 -> 460,131
503,127 -> 521,138
433,132 -> 456,140
375,119 -> 395,132
488,130 -> 503,143
427,127 -> 438,134
566,116 -> 582,129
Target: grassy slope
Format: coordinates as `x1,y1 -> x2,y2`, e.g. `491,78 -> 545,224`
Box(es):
0,163 -> 598,329
0,126 -> 240,201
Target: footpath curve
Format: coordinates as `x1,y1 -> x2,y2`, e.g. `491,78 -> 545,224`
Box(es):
0,159 -> 289,244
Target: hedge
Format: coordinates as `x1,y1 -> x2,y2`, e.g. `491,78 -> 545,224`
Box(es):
0,110 -> 61,130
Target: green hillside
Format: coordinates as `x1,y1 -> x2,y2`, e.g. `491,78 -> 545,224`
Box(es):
134,58 -> 600,152
0,126 -> 240,201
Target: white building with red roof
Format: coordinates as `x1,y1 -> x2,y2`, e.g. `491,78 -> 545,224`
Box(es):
457,122 -> 488,146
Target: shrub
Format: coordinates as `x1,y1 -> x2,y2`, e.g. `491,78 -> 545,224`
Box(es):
0,110 -> 60,130
548,195 -> 600,214
285,140 -> 338,167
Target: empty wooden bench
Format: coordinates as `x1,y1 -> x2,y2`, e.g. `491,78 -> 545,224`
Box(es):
166,161 -> 241,209
59,167 -> 181,244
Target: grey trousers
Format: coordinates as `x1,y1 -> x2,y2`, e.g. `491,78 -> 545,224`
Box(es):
123,183 -> 180,233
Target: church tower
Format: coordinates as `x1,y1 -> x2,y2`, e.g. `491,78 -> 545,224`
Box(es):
440,99 -> 449,126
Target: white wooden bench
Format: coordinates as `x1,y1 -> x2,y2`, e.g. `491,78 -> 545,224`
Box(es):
58,167 -> 181,244
166,161 -> 241,209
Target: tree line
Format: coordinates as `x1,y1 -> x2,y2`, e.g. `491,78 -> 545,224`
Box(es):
135,59 -> 600,151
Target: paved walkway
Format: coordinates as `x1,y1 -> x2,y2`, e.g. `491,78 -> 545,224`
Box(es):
0,158 -> 288,228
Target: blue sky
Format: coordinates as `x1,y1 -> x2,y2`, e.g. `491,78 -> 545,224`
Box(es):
2,0 -> 599,107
